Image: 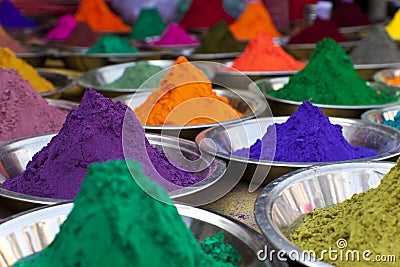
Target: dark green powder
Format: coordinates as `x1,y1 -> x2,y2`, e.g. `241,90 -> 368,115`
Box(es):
87,34 -> 138,54
103,61 -> 164,89
268,38 -> 397,105
13,160 -> 241,267
128,8 -> 167,40
194,20 -> 245,54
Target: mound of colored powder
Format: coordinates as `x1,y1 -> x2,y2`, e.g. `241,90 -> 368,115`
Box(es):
75,0 -> 131,33
231,32 -> 305,72
233,101 -> 378,162
382,111 -> 400,130
268,38 -> 396,105
134,56 -> 243,126
13,160 -> 241,267
103,61 -> 164,89
63,22 -> 101,47
0,47 -> 54,93
0,0 -> 37,28
45,14 -> 78,41
331,0 -> 371,27
87,34 -> 138,54
0,67 -> 66,142
0,25 -> 29,53
349,24 -> 400,64
2,88 -> 205,199
386,9 -> 400,39
290,157 -> 400,267
288,18 -> 347,44
179,0 -> 234,29
229,2 -> 281,40
128,8 -> 166,40
194,20 -> 244,54
150,23 -> 199,46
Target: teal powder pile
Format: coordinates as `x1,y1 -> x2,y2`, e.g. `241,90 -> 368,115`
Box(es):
13,160 -> 241,267
87,34 -> 139,54
129,8 -> 167,40
383,111 -> 400,130
268,38 -> 397,105
103,61 -> 164,89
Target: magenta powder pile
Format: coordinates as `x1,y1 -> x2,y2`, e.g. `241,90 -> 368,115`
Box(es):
150,23 -> 199,46
2,88 -> 205,199
0,67 -> 66,142
233,101 -> 378,162
45,14 -> 78,41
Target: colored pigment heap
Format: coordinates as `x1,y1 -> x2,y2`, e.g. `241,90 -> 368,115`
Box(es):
382,111 -> 400,130
385,75 -> 400,87
179,0 -> 234,29
150,23 -> 199,46
0,47 -> 54,93
128,8 -> 166,40
229,2 -> 281,40
233,101 -> 378,162
45,14 -> 78,41
0,0 -> 37,28
86,34 -> 138,54
231,32 -> 305,72
75,0 -> 131,33
288,18 -> 347,44
268,38 -> 396,105
331,0 -> 371,27
386,9 -> 400,39
63,22 -> 101,47
104,61 -> 164,89
13,160 -> 241,267
134,56 -> 243,126
349,24 -> 400,64
2,89 -> 206,199
290,158 -> 400,267
0,25 -> 29,53
0,67 -> 66,142
194,20 -> 244,54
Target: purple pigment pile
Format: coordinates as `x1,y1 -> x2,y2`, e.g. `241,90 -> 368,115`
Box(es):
150,23 -> 199,46
0,67 -> 66,142
2,88 -> 205,199
233,101 -> 378,162
0,0 -> 37,28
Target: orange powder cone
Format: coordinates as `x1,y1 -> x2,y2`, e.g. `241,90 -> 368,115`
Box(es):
75,0 -> 131,32
230,2 -> 281,40
134,56 -> 242,126
231,32 -> 305,71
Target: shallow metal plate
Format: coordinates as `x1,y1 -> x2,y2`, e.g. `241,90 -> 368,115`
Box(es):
361,104 -> 400,124
37,70 -> 75,97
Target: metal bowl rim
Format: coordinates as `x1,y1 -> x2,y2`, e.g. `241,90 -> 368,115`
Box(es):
37,70 -> 76,97
360,104 -> 400,122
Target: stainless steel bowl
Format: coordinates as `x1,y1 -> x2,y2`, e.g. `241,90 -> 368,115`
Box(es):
360,104 -> 400,124
37,70 -> 75,97
254,161 -> 395,266
112,88 -> 267,140
0,133 -> 227,214
45,98 -> 78,111
252,77 -> 400,118
0,203 -> 284,267
195,117 -> 400,187
372,67 -> 400,88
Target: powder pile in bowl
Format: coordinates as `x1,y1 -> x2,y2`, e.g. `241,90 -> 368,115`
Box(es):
63,22 -> 101,47
385,9 -> 400,40
268,38 -> 397,105
382,111 -> 400,130
86,34 -> 138,54
128,8 -> 166,40
0,47 -> 54,93
134,56 -> 243,126
0,25 -> 29,53
230,32 -> 305,72
0,0 -> 37,28
2,88 -> 207,199
232,101 -> 378,162
331,0 -> 371,27
0,67 -> 66,142
45,14 -> 78,41
103,61 -> 164,89
229,2 -> 281,40
12,160 -> 241,267
150,23 -> 199,46
290,158 -> 400,266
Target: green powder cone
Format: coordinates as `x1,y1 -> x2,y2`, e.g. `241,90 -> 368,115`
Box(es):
87,34 -> 138,54
268,38 -> 397,105
14,160 -> 241,267
129,8 -> 167,40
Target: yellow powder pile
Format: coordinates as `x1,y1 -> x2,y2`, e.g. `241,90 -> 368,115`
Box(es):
134,56 -> 243,126
0,48 -> 54,93
386,10 -> 400,39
